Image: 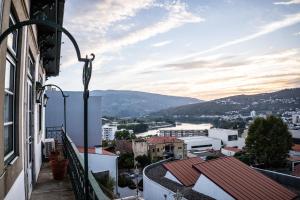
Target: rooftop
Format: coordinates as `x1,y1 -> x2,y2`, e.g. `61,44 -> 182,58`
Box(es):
163,157 -> 204,186
292,144 -> 300,152
146,136 -> 183,144
193,157 -> 297,200
222,146 -> 242,153
144,160 -> 214,200
77,147 -> 116,156
160,123 -> 212,131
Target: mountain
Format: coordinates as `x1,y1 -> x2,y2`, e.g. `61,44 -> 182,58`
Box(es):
151,88 -> 300,119
90,90 -> 201,117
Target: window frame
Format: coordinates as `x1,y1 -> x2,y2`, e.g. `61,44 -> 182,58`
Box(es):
4,13 -> 19,164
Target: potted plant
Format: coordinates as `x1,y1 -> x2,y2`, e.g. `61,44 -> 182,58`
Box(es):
49,150 -> 60,161
50,156 -> 69,180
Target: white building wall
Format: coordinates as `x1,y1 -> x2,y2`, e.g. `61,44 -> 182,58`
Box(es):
164,171 -> 182,185
143,168 -> 176,200
208,128 -> 245,148
132,141 -> 148,158
4,171 -> 26,200
221,149 -> 235,156
80,152 -> 118,193
180,137 -> 221,151
193,175 -> 234,200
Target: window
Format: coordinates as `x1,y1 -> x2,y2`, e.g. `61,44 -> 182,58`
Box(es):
4,14 -> 19,162
228,135 -> 238,141
191,144 -> 212,149
178,147 -> 182,149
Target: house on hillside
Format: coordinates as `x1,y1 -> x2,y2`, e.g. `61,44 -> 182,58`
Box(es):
143,157 -> 298,200
132,137 -> 187,162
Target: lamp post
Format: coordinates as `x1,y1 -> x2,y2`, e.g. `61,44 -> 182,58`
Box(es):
36,83 -> 69,133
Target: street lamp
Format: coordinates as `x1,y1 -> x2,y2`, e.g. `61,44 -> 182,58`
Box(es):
36,83 -> 69,134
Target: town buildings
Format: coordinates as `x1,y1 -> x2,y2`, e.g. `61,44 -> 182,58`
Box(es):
208,128 -> 245,149
179,136 -> 221,151
159,123 -> 209,137
132,137 -> 187,161
102,123 -> 118,141
143,157 -> 298,200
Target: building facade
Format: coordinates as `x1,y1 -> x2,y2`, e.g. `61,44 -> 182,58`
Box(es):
208,128 -> 245,149
179,136 -> 221,151
102,123 -> 117,141
0,0 -> 64,199
132,137 -> 187,161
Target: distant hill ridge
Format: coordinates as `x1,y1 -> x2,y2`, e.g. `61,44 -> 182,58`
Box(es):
90,90 -> 201,117
151,88 -> 300,118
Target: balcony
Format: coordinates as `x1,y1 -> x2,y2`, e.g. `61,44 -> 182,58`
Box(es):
31,127 -> 110,200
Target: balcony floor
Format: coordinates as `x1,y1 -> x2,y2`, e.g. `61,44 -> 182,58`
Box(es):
30,162 -> 75,200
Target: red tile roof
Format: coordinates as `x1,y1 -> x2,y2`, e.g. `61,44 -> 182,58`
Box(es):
222,147 -> 242,153
163,157 -> 204,186
193,157 -> 297,200
292,144 -> 300,152
288,156 -> 300,162
77,147 -> 116,156
146,136 -> 183,144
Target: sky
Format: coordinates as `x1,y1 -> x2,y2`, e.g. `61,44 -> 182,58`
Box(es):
47,0 -> 300,100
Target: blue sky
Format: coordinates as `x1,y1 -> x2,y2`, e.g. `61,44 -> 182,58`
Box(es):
48,0 -> 300,100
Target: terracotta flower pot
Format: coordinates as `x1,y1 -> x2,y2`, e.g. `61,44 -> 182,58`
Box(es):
50,159 -> 69,180
49,151 -> 60,161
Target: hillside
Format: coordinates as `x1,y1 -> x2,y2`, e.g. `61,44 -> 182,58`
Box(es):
151,88 -> 300,119
90,90 -> 201,117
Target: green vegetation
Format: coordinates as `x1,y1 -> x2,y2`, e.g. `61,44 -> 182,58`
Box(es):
115,130 -> 136,140
117,123 -> 148,134
245,116 -> 292,168
135,155 -> 151,168
118,153 -> 134,169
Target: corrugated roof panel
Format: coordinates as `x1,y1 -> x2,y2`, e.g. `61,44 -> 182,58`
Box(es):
193,157 -> 297,200
163,157 -> 204,186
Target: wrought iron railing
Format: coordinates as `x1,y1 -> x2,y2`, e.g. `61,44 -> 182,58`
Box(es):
46,126 -> 110,200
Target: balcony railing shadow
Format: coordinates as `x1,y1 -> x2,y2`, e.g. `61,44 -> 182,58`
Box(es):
45,126 -> 110,200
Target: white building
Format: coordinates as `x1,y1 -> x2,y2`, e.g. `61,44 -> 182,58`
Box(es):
221,147 -> 242,156
250,110 -> 256,118
102,123 -> 118,140
78,147 -> 118,194
208,128 -> 245,149
159,123 -> 211,137
179,136 -> 221,151
292,115 -> 300,125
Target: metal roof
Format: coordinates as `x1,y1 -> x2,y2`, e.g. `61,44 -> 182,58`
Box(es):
163,157 -> 204,186
193,157 -> 298,200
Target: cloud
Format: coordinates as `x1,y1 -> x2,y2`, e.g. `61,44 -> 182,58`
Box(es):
274,0 -> 300,5
61,0 -> 203,68
152,40 -> 173,47
294,32 -> 300,36
177,12 -> 300,60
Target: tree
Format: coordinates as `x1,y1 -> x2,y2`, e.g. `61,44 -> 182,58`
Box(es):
135,155 -> 151,168
245,116 -> 292,168
115,130 -> 131,140
118,153 -> 134,169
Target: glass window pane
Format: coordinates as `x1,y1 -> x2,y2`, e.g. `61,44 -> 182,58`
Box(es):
4,125 -> 13,156
5,59 -> 14,91
7,17 -> 18,52
4,93 -> 13,122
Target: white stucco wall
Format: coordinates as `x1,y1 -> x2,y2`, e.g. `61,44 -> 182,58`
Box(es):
132,141 -> 148,158
143,169 -> 175,200
4,171 -> 26,200
221,149 -> 235,156
80,153 -> 118,185
179,136 -> 221,151
193,175 -> 233,200
164,171 -> 182,185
